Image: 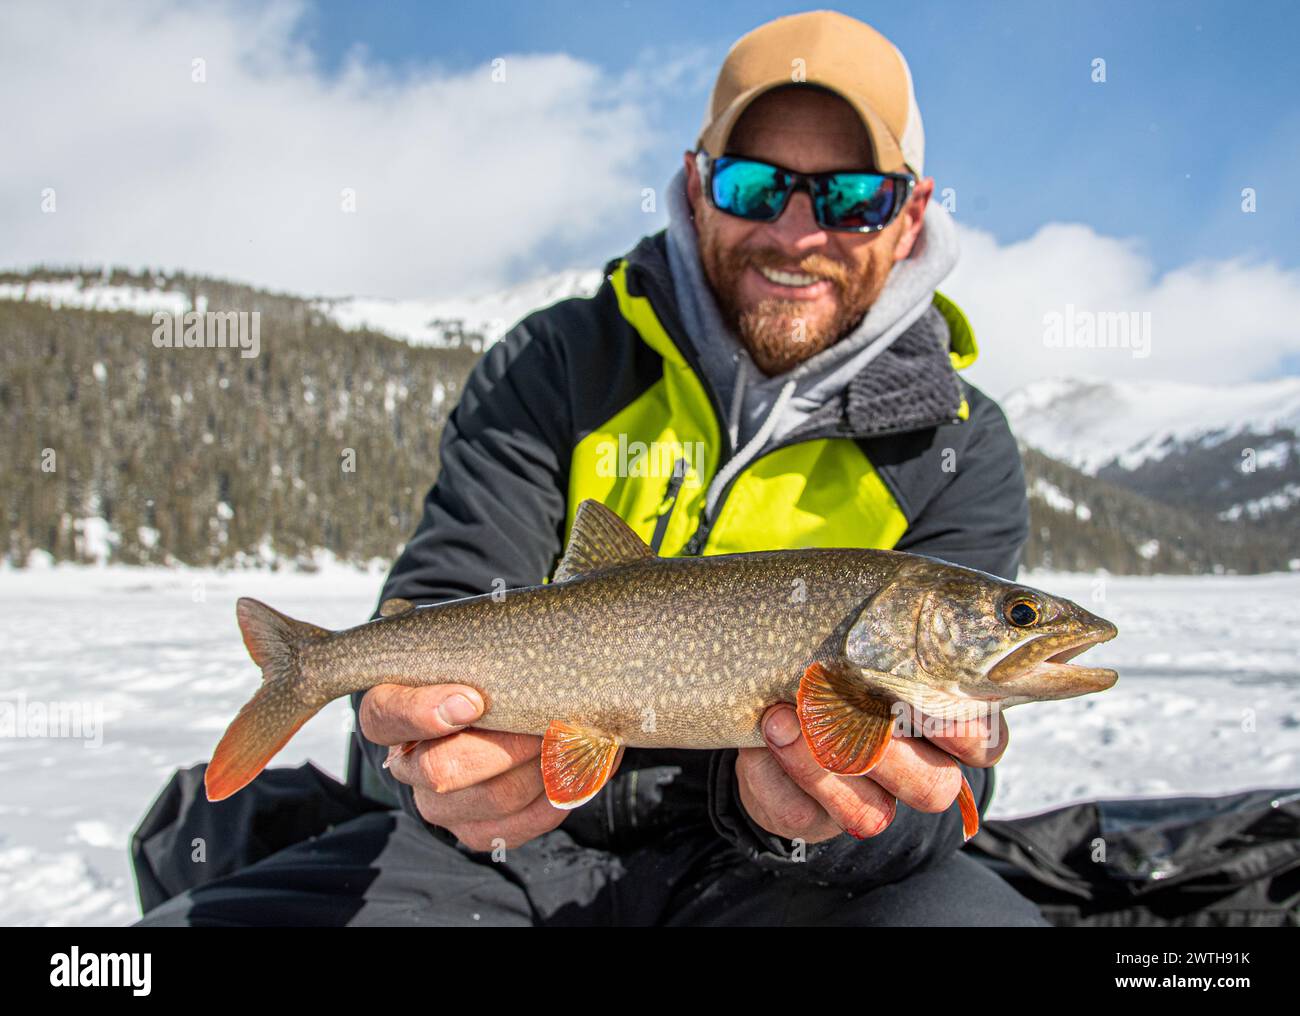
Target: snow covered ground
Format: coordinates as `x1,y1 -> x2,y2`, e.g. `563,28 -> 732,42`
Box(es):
991,571 -> 1299,814
0,565 -> 382,927
1,565 -> 1297,926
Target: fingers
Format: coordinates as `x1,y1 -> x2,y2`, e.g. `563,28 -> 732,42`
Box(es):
922,710 -> 1010,767
413,758 -> 545,825
758,706 -> 897,838
417,785 -> 568,852
736,746 -> 842,843
358,683 -> 484,745
409,734 -> 619,850
865,734 -> 963,814
387,728 -> 543,794
360,686 -> 557,851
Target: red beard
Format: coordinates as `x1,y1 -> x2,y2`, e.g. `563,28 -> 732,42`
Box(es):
698,233 -> 886,375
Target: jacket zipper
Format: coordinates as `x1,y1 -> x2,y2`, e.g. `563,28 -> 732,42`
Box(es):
649,456 -> 688,554
623,259 -> 733,558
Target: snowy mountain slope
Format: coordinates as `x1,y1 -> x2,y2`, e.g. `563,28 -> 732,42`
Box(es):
1020,446 -> 1296,574
5,266 -> 1294,573
0,275 -> 190,316
0,266 -> 604,348
1006,376 -> 1300,537
1003,376 -> 1300,475
308,267 -> 603,347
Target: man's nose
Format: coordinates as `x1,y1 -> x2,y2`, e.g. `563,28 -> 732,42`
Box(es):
766,189 -> 829,250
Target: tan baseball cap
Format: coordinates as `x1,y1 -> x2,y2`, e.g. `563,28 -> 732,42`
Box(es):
697,10 -> 925,176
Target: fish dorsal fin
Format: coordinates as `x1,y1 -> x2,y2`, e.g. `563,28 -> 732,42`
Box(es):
553,500 -> 655,582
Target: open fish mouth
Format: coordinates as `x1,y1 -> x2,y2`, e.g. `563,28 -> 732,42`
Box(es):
988,626 -> 1119,694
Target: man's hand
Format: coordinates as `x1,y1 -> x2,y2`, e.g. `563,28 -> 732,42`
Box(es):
736,704 -> 1008,843
359,683 -> 570,851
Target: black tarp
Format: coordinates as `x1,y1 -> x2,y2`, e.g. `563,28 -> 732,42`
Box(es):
967,787 -> 1300,926
132,764 -> 1300,926
130,763 -> 387,915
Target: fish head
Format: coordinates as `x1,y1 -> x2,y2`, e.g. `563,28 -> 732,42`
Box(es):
845,560 -> 1118,705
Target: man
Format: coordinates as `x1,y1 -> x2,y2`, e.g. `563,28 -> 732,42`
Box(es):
136,10 -> 1040,926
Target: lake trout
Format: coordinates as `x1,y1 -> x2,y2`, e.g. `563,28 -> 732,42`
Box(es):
207,499 -> 1118,839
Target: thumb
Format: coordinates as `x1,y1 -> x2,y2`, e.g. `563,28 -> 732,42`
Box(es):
762,704 -> 803,751
359,683 -> 484,746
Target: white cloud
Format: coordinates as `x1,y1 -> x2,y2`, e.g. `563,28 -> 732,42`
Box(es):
945,220 -> 1300,396
0,0 -> 657,298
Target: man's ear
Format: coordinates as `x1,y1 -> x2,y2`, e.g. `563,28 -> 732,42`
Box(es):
683,150 -> 703,217
892,176 -> 934,262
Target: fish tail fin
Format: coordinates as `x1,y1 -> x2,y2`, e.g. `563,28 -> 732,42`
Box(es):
205,598 -> 332,802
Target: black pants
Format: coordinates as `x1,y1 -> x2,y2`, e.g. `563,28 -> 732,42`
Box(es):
132,764 -> 1048,928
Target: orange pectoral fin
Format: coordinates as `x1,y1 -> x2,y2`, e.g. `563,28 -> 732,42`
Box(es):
540,721 -> 623,809
796,661 -> 896,775
956,773 -> 980,842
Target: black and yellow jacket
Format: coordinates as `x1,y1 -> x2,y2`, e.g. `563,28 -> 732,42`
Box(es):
351,228 -> 1029,889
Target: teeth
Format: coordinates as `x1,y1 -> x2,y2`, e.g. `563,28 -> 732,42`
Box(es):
758,265 -> 821,287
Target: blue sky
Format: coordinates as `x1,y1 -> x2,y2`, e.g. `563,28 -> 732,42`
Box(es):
300,0 -> 1300,274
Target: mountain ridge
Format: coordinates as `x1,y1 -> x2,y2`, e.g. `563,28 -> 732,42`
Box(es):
5,265 -> 1293,574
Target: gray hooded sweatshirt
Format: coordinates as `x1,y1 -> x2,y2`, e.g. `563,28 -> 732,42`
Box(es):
664,166 -> 960,515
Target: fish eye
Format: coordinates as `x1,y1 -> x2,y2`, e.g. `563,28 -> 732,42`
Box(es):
1004,598 -> 1040,628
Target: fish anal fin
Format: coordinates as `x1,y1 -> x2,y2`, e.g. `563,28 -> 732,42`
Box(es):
553,500 -> 655,582
956,773 -> 980,842
540,720 -> 623,809
379,597 -> 415,617
796,661 -> 896,775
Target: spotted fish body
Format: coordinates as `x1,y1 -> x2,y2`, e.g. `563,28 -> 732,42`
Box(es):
300,549 -> 902,749
207,500 -> 1118,835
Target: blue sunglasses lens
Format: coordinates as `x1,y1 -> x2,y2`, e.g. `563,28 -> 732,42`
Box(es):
816,174 -> 902,230
710,159 -> 790,221
709,157 -> 905,230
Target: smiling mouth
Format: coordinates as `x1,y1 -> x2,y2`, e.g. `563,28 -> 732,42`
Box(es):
753,264 -> 834,295
989,628 -> 1119,692
758,265 -> 822,286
